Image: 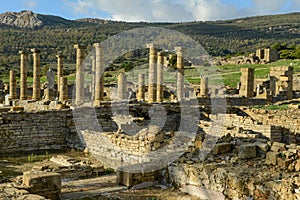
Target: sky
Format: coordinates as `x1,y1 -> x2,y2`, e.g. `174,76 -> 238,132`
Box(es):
0,0 -> 299,22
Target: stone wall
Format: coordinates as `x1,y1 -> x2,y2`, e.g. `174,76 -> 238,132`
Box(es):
0,110 -> 69,153
208,113 -> 283,142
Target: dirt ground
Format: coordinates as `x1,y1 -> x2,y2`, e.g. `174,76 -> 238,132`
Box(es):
0,150 -> 201,200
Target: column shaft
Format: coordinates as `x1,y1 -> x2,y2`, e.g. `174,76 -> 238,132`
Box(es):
56,54 -> 64,95
175,47 -> 185,101
93,43 -> 104,105
147,44 -> 157,103
31,48 -> 41,100
157,52 -> 164,102
59,77 -> 68,102
9,70 -> 17,99
19,50 -> 28,100
137,74 -> 145,101
74,44 -> 86,105
118,74 -> 127,100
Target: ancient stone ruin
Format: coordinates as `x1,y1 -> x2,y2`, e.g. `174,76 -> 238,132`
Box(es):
0,43 -> 299,200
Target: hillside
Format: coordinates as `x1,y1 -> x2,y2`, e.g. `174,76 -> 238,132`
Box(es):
0,11 -> 299,70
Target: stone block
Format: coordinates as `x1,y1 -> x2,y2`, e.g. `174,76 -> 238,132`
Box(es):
117,163 -> 165,187
238,144 -> 256,159
295,160 -> 300,172
23,170 -> 61,200
277,158 -> 293,169
265,152 -> 279,165
213,143 -> 231,155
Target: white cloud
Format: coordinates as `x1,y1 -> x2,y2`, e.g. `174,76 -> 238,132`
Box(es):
24,0 -> 37,9
65,0 -> 298,22
252,0 -> 287,14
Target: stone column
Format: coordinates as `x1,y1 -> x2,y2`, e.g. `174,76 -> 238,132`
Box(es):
9,70 -> 17,99
56,53 -> 64,94
118,74 -> 127,100
93,43 -> 104,106
147,44 -> 157,103
157,52 -> 164,102
31,48 -> 41,100
59,77 -> 68,102
74,45 -> 86,105
90,55 -> 96,101
239,68 -> 254,98
19,50 -> 28,100
175,47 -> 185,101
200,76 -> 209,97
137,74 -> 145,101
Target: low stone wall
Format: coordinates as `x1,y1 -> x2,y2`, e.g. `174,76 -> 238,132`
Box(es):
0,110 -> 69,153
197,97 -> 269,108
244,108 -> 300,144
209,113 -> 283,142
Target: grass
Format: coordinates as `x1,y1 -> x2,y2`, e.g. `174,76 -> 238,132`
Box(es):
250,104 -> 289,110
1,59 -> 299,89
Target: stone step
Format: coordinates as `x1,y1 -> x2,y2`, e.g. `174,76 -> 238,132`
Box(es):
61,186 -> 127,200
61,175 -> 127,199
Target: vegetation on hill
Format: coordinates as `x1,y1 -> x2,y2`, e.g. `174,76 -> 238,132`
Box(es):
0,11 -> 299,82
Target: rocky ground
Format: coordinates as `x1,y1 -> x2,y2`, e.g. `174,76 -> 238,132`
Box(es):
0,150 -> 201,200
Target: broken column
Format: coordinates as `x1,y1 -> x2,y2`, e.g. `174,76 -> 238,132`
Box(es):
200,76 -> 209,97
19,50 -> 28,100
93,43 -> 104,106
31,48 -> 41,100
239,68 -> 254,98
59,77 -> 68,102
9,70 -> 17,99
118,74 -> 127,101
137,74 -> 145,101
45,68 -> 55,101
147,43 -> 157,103
74,44 -> 86,105
157,52 -> 164,102
56,53 -> 64,94
175,47 -> 185,101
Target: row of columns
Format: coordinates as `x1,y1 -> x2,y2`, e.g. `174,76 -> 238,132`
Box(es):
73,43 -> 106,106
141,44 -> 185,103
111,44 -> 187,103
10,43 -> 191,104
9,49 -> 68,102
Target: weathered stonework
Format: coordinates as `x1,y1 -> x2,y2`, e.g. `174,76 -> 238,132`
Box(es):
175,47 -> 185,101
9,70 -> 17,99
31,48 -> 41,100
19,50 -> 28,100
147,43 -> 157,103
239,68 -> 254,98
23,170 -> 61,200
74,44 -> 86,105
93,43 -> 104,106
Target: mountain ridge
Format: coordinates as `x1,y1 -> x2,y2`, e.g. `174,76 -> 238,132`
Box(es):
0,10 -> 299,68
0,10 -> 300,29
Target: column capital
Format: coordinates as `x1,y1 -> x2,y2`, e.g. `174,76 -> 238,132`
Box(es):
56,52 -> 64,58
174,46 -> 186,52
74,44 -> 87,49
93,43 -> 102,48
19,50 -> 28,55
31,48 -> 41,53
146,43 -> 158,49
